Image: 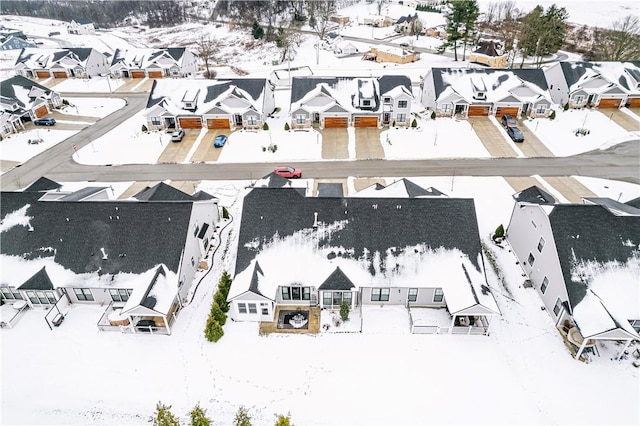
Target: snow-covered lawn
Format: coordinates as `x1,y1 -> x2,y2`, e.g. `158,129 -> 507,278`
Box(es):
59,97 -> 126,117
217,129 -> 322,163
523,108 -> 637,156
51,76 -> 127,93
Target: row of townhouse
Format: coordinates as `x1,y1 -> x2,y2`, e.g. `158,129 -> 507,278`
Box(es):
0,178 -> 221,335
13,47 -> 198,80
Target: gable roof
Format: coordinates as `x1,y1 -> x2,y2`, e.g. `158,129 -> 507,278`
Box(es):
58,186 -> 107,201
132,182 -> 194,201
353,179 -> 447,198
111,47 -> 189,69
1,190 -> 193,276
625,196 -> 640,209
513,185 -> 557,205
557,61 -> 640,95
318,266 -> 356,290
472,40 -> 505,57
24,177 -> 61,192
0,75 -> 54,110
17,266 -> 54,290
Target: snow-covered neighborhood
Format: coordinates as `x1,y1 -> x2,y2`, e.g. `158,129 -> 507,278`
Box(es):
1,1 -> 640,425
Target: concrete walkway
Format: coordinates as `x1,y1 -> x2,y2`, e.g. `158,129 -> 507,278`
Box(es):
468,117 -> 518,157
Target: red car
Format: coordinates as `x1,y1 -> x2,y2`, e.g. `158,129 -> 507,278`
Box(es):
274,166 -> 302,178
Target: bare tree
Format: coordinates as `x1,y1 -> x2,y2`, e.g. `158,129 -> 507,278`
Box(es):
276,26 -> 303,63
376,0 -> 386,16
592,15 -> 640,61
195,35 -> 219,79
307,0 -> 336,40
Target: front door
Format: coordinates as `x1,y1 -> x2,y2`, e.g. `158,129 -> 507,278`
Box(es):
383,112 -> 391,124
234,114 -> 243,125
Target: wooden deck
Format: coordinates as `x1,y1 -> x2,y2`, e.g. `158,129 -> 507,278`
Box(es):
259,305 -> 320,335
557,326 -> 590,363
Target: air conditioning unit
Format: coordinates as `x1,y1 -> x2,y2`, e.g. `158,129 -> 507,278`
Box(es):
523,279 -> 534,288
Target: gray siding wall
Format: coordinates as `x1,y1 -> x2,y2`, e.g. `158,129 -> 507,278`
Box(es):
506,204 -> 569,321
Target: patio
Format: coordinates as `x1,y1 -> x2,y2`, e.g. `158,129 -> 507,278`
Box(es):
259,305 -> 320,335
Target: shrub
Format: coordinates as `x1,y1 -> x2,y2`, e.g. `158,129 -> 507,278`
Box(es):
222,206 -> 230,219
204,317 -> 224,342
494,224 -> 505,238
190,404 -> 212,426
141,124 -> 148,132
151,401 -> 180,426
274,414 -> 292,426
340,300 -> 350,321
549,110 -> 556,120
214,290 -> 229,312
219,271 -> 232,297
263,122 -> 269,130
284,122 -> 290,131
211,302 -> 227,326
563,102 -> 569,111
431,111 -> 436,120
234,406 -> 252,426
62,99 -> 70,105
411,118 -> 417,127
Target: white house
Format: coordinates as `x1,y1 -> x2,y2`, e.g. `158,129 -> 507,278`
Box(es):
109,47 -> 198,79
14,47 -> 108,79
0,75 -> 62,125
67,19 -> 96,35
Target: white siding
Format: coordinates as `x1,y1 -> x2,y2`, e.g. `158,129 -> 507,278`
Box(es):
420,69 -> 437,111
542,63 -> 570,106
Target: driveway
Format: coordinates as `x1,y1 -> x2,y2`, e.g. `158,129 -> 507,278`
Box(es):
117,180 -> 201,199
515,118 -> 554,157
541,176 -> 597,203
313,179 -> 348,197
157,129 -> 199,163
503,176 -> 543,193
605,109 -> 640,131
190,130 -> 228,162
115,78 -> 155,93
468,117 -> 518,157
354,128 -> 384,159
318,128 -> 349,159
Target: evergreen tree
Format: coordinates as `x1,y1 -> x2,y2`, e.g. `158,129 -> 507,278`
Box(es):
190,404 -> 212,426
222,206 -> 230,219
151,401 -> 180,426
204,317 -> 224,342
211,302 -> 227,326
251,21 -> 264,39
233,406 -> 252,426
440,0 -> 465,61
214,290 -> 229,313
219,271 -> 233,298
494,224 -> 505,238
340,300 -> 350,321
459,0 -> 480,61
274,413 -> 293,426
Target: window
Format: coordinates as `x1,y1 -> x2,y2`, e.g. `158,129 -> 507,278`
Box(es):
73,288 -> 94,301
537,237 -> 545,252
398,100 -> 408,108
281,287 -> 290,300
343,292 -> 352,306
261,303 -> 269,315
433,288 -> 444,303
396,113 -> 406,123
371,288 -> 390,302
295,114 -> 306,124
527,252 -> 535,266
1,286 -> 23,301
440,103 -> 452,113
109,289 -> 132,302
332,292 -> 342,306
246,115 -> 257,125
291,287 -> 301,300
238,303 -> 247,314
151,117 -> 161,126
535,104 -> 547,114
540,277 -> 549,294
362,99 -> 371,107
302,287 -> 311,301
408,288 -> 418,302
573,95 -> 585,105
248,303 -> 257,314
553,298 -> 563,317
383,97 -> 391,104
323,292 -> 331,306
27,290 -> 56,305
185,102 -> 193,108
193,224 -> 199,237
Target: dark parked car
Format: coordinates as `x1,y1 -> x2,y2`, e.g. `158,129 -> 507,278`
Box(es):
506,126 -> 525,142
171,129 -> 185,142
33,117 -> 56,126
274,166 -> 302,179
501,114 -> 517,128
213,134 -> 227,147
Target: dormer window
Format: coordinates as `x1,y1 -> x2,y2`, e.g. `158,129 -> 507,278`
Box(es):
383,97 -> 391,104
185,102 -> 193,108
362,100 -> 371,107
473,91 -> 486,100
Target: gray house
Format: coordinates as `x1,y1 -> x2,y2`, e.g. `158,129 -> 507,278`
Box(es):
507,191 -> 640,359
227,180 -> 500,334
289,75 -> 413,129
0,179 -> 220,334
0,75 -> 62,127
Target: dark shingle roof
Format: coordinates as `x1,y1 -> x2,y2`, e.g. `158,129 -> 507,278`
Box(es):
166,47 -> 186,62
141,266 -> 166,309
473,40 -> 503,57
513,185 -> 557,204
235,188 -> 483,276
24,177 -> 61,192
584,198 -> 640,215
248,261 -> 265,296
431,68 -> 549,98
317,183 -> 344,198
58,187 -> 106,201
133,182 -> 193,201
548,204 -> 640,311
1,191 -> 193,276
204,79 -> 265,104
626,196 -> 640,209
318,266 -> 356,290
0,75 -> 52,106
559,62 -> 593,89
17,267 -> 54,290
191,190 -> 216,201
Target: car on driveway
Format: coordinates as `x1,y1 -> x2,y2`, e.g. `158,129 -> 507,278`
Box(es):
274,166 -> 302,178
505,125 -> 525,142
501,114 -> 517,129
213,134 -> 227,148
171,129 -> 185,142
33,117 -> 56,126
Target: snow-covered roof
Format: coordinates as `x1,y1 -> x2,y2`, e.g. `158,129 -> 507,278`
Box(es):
110,47 -> 190,69
121,265 -> 178,316
431,68 -> 552,105
352,178 -> 447,198
0,75 -> 56,112
558,61 -> 640,95
15,47 -> 96,69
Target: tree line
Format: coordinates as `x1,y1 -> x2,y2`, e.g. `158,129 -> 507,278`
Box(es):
152,402 -> 293,426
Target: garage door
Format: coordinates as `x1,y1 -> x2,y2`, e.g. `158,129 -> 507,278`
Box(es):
36,71 -> 50,78
324,117 -> 348,128
178,117 -> 202,129
495,107 -> 519,118
53,71 -> 68,78
207,118 -> 230,129
628,98 -> 640,108
35,105 -> 49,118
468,106 -> 490,116
131,70 -> 145,78
148,70 -> 162,78
354,116 -> 378,127
598,98 -> 622,108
